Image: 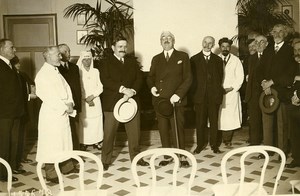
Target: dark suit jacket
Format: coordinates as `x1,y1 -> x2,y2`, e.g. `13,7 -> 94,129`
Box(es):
245,53 -> 263,103
190,52 -> 224,104
0,59 -> 24,118
100,54 -> 143,112
147,49 -> 192,106
58,61 -> 82,113
258,42 -> 297,102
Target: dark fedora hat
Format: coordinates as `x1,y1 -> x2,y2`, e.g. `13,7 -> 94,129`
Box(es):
156,98 -> 173,118
259,88 -> 280,114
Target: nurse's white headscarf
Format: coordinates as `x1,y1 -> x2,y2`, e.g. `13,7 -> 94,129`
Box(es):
76,51 -> 94,69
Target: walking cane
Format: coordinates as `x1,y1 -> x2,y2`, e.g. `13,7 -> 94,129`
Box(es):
172,103 -> 180,149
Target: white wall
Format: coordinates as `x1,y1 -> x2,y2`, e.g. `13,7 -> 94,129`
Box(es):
133,0 -> 238,71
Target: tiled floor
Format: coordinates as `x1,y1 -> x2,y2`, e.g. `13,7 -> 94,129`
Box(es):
1,127 -> 299,195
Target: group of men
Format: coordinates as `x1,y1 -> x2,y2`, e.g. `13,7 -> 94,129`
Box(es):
245,24 -> 300,168
1,22 -> 300,183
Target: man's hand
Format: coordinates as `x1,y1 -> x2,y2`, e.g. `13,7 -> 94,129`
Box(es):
261,80 -> 273,90
123,94 -> 129,101
122,88 -> 135,98
87,100 -> 95,107
264,87 -> 272,95
224,87 -> 234,94
170,94 -> 180,104
151,87 -> 160,97
291,94 -> 300,106
85,95 -> 95,103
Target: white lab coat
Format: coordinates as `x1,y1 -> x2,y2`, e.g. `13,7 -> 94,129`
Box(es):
78,66 -> 103,144
35,62 -> 74,162
218,54 -> 244,130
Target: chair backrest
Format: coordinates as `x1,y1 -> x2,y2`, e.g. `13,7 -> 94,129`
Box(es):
220,145 -> 286,196
0,157 -> 12,193
36,150 -> 104,193
131,148 -> 197,195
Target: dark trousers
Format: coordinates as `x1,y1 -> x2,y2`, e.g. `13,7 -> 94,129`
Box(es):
44,159 -> 75,179
70,117 -> 80,150
16,116 -> 28,168
194,102 -> 221,149
262,102 -> 289,153
156,106 -> 185,150
247,99 -> 263,145
0,118 -> 20,178
286,104 -> 300,164
101,111 -> 141,164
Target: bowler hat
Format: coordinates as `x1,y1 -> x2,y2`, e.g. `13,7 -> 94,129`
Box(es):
259,88 -> 280,114
113,98 -> 138,122
156,98 -> 173,118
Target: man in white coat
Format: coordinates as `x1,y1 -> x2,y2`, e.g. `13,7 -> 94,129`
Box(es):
218,38 -> 244,146
35,46 -> 78,183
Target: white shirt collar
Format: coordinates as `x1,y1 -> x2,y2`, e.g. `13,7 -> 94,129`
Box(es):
164,48 -> 174,57
275,41 -> 284,49
202,51 -> 211,57
0,55 -> 11,68
114,54 -> 123,62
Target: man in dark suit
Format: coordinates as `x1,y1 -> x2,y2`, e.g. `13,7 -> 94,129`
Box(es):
285,40 -> 300,168
259,24 -> 297,158
245,35 -> 268,145
190,36 -> 224,154
100,35 -> 148,171
58,44 -> 82,150
147,31 -> 192,167
0,38 -> 24,182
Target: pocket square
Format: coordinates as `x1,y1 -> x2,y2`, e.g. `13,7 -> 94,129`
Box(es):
177,60 -> 183,64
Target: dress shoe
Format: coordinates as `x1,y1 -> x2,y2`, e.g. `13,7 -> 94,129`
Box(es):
137,159 -> 149,166
257,151 -> 274,159
224,142 -> 232,147
193,145 -> 206,154
93,142 -> 102,150
12,169 -> 26,174
0,176 -> 18,182
22,158 -> 33,163
80,144 -> 87,151
212,148 -> 223,154
46,177 -> 59,184
180,160 -> 190,168
103,164 -> 109,171
286,160 -> 300,168
159,158 -> 173,166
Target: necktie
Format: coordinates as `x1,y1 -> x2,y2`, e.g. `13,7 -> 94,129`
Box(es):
223,56 -> 227,65
166,52 -> 170,62
120,58 -> 124,64
258,53 -> 261,59
204,55 -> 209,63
275,45 -> 279,53
64,62 -> 68,69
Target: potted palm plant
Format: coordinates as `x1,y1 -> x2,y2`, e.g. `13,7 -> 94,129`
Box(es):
64,0 -> 133,59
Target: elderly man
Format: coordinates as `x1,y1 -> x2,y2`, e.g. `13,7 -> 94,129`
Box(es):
190,36 -> 224,154
245,35 -> 268,145
259,24 -> 297,158
35,46 -> 78,183
147,31 -> 192,167
218,37 -> 244,147
285,40 -> 300,168
0,39 -> 24,182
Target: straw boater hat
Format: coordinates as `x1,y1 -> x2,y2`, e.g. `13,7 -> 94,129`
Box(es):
113,98 -> 138,123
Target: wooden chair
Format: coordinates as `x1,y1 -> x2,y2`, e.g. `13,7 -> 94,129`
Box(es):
131,148 -> 197,196
0,157 -> 12,195
36,150 -> 107,196
211,145 -> 286,196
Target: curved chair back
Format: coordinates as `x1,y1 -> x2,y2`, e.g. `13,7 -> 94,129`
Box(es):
131,148 -> 197,196
0,157 -> 12,194
220,145 -> 286,196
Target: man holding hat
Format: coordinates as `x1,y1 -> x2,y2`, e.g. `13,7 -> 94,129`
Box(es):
100,35 -> 148,171
147,31 -> 192,167
218,37 -> 244,147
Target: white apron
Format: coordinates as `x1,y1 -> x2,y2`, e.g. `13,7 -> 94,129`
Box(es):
218,54 -> 244,130
35,63 -> 74,162
78,67 -> 103,144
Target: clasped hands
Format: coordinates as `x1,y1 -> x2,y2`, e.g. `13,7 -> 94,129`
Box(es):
291,92 -> 300,106
85,95 -> 95,107
151,87 -> 180,104
66,102 -> 74,114
261,79 -> 273,95
121,88 -> 135,101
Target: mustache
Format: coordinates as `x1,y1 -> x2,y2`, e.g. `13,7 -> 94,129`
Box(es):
119,51 -> 126,53
163,41 -> 170,44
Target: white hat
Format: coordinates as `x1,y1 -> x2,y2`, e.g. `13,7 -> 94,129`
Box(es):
113,98 -> 138,123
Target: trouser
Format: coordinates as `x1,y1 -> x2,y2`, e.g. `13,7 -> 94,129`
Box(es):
70,116 -> 80,150
0,118 -> 20,178
156,106 -> 185,149
247,98 -> 263,145
101,111 -> 141,164
44,159 -> 75,179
